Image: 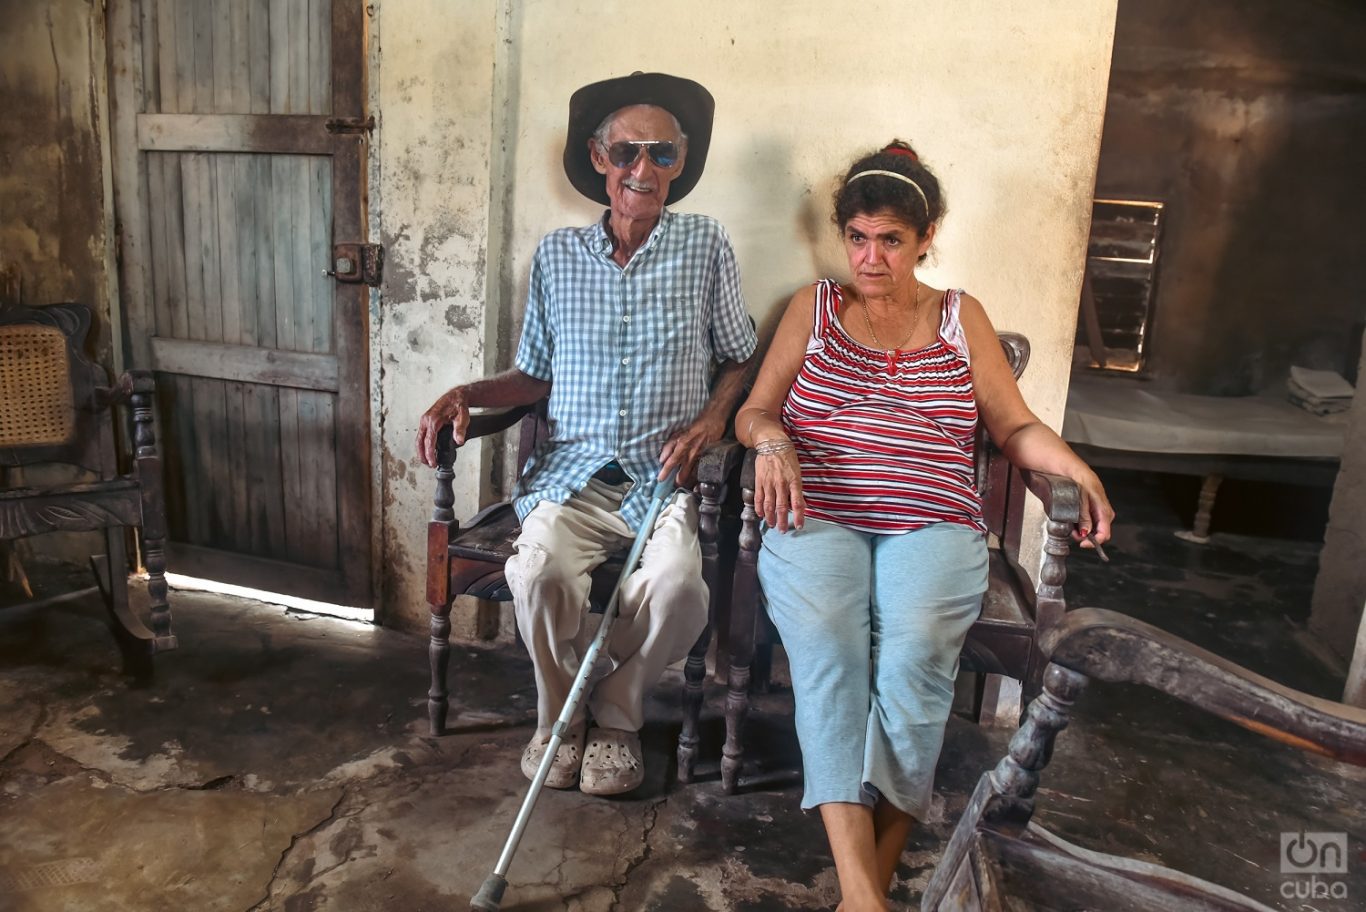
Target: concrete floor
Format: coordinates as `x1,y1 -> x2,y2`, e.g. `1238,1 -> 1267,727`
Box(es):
2,469 -> 1363,911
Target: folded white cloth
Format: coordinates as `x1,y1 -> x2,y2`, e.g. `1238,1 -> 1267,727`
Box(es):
1288,366 -> 1354,415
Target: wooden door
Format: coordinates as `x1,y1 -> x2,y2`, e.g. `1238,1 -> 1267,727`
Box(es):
107,0 -> 372,606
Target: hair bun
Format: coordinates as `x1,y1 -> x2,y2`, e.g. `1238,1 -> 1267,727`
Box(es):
883,143 -> 919,162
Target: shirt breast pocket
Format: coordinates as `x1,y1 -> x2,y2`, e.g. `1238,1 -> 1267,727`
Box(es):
649,293 -> 703,354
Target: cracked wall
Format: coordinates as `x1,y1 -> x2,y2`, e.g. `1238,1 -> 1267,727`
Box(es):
0,0 -> 117,568
0,0 -> 114,345
373,1 -> 1120,632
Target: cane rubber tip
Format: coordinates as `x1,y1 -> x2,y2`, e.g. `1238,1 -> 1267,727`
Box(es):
470,873 -> 507,911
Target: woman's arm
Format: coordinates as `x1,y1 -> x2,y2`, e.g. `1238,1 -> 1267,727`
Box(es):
958,294 -> 1115,546
735,285 -> 818,532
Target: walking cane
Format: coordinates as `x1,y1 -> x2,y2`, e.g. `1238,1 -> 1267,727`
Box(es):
470,475 -> 678,911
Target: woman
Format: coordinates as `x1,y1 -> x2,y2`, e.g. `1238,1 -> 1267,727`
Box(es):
736,141 -> 1113,911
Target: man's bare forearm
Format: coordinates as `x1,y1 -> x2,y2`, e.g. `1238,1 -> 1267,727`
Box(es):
455,369 -> 551,408
698,356 -> 753,426
418,369 -> 550,461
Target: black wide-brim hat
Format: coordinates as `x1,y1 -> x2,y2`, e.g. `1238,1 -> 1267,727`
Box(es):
563,72 -> 715,206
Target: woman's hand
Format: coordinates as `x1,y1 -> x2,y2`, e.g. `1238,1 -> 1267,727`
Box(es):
1072,468 -> 1116,550
753,440 -> 806,533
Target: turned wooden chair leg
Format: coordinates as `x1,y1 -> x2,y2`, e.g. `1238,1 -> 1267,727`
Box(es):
143,532 -> 174,650
722,486 -> 761,793
426,456 -> 457,737
428,603 -> 452,736
132,375 -> 177,653
677,624 -> 710,783
1175,472 -> 1223,544
721,655 -> 753,793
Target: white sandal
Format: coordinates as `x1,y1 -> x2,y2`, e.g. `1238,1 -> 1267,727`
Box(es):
580,727 -> 645,796
520,722 -> 586,790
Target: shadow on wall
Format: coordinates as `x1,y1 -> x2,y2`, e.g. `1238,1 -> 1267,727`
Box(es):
1205,93 -> 1366,394
1096,0 -> 1366,396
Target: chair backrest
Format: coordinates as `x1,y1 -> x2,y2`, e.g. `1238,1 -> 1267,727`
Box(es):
0,302 -> 115,476
977,332 -> 1030,554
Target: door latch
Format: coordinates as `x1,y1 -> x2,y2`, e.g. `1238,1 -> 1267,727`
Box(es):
325,243 -> 384,287
324,115 -> 375,135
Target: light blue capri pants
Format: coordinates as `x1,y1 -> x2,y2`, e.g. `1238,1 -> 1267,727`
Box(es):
758,517 -> 987,818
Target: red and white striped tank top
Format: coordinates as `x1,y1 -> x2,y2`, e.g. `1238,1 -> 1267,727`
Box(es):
780,279 -> 984,534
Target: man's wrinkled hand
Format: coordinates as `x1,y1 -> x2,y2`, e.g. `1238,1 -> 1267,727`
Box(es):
658,414 -> 724,487
415,388 -> 470,468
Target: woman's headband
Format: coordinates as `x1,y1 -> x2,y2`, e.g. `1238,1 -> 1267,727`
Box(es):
845,169 -> 928,211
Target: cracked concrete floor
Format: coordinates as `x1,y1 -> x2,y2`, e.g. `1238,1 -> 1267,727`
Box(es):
1,469 -> 1363,911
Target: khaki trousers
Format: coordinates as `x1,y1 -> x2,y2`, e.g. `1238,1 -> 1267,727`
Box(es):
504,478 -> 709,734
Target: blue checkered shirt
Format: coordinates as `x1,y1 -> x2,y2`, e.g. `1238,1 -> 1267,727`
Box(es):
513,209 -> 757,530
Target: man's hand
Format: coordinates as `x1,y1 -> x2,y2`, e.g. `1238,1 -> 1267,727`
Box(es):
658,412 -> 726,486
416,387 -> 471,468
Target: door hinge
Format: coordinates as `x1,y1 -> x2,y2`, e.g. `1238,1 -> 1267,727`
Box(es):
325,115 -> 375,135
326,244 -> 384,287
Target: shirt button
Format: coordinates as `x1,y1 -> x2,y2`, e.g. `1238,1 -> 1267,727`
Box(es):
621,357 -> 630,365
622,315 -> 631,323
618,409 -> 627,417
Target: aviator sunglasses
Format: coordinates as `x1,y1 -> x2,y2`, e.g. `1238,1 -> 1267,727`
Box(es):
601,140 -> 681,169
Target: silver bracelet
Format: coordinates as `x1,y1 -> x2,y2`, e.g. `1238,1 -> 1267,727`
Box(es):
755,438 -> 795,456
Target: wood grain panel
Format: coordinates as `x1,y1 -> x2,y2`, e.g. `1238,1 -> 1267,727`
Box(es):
149,339 -> 338,391
248,0 -> 270,113
309,157 -> 333,353
290,151 -> 318,561
191,0 -> 213,113
138,113 -> 339,154
311,0 -> 331,114
144,0 -> 330,115
248,150 -> 286,557
310,389 -> 339,566
138,0 -> 160,114
269,0 -> 290,112
172,0 -> 193,114
113,0 -> 368,599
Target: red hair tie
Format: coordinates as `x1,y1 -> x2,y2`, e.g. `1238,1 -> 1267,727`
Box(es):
884,145 -> 919,162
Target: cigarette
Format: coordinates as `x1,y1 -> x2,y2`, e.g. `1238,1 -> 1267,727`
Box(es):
1083,530 -> 1110,563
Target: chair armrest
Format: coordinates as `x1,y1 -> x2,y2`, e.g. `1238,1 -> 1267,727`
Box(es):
1019,468 -> 1080,524
696,438 -> 745,485
1042,607 -> 1366,766
740,447 -> 758,490
434,405 -> 537,466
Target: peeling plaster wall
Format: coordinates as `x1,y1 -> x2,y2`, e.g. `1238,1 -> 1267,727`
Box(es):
1096,0 -> 1366,394
370,1 -> 503,633
0,0 -> 117,565
374,1 -> 1118,634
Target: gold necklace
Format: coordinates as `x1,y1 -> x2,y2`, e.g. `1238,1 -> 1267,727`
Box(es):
860,278 -> 921,370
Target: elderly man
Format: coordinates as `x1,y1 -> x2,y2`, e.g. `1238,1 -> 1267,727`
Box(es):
416,72 -> 755,796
